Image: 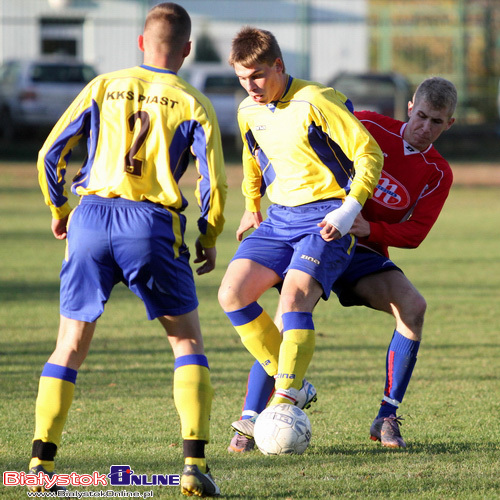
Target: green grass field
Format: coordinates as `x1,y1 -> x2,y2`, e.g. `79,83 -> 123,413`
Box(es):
1,162 -> 499,499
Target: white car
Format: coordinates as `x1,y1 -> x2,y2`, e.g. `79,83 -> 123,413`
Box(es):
0,58 -> 97,141
180,63 -> 244,137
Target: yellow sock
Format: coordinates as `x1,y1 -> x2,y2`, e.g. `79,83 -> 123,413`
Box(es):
33,364 -> 77,444
173,355 -> 213,443
34,376 -> 75,446
272,312 -> 315,404
226,303 -> 281,377
184,457 -> 207,474
30,363 -> 77,471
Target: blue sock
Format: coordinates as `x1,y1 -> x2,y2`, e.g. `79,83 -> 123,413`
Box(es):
377,330 -> 420,419
240,360 -> 275,420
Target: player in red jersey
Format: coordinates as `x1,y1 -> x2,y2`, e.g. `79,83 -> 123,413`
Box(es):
228,76 -> 457,452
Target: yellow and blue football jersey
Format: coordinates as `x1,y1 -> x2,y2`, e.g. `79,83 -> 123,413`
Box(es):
237,76 -> 383,212
37,64 -> 227,248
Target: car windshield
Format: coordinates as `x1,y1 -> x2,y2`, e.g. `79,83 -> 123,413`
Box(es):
30,63 -> 96,84
204,75 -> 240,94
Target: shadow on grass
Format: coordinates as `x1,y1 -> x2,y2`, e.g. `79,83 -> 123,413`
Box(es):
0,185 -> 40,195
1,230 -> 55,241
318,440 -> 499,456
0,281 -> 59,302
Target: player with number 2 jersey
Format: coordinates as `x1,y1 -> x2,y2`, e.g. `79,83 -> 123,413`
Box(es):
38,64 -> 225,249
32,4 -> 226,497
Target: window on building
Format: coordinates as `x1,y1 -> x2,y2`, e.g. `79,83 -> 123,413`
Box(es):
40,18 -> 84,58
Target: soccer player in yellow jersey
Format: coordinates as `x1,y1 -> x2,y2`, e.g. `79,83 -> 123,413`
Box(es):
30,3 -> 225,497
228,78 -> 458,453
218,27 -> 383,418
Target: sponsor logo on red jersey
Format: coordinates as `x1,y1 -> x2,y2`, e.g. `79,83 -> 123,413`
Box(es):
371,171 -> 410,209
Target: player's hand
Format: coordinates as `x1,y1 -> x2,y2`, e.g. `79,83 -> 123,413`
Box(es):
318,197 -> 362,241
236,210 -> 263,241
349,213 -> 371,238
51,216 -> 69,240
318,220 -> 342,242
194,238 -> 216,275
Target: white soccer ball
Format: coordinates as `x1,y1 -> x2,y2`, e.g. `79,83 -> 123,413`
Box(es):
254,403 -> 312,455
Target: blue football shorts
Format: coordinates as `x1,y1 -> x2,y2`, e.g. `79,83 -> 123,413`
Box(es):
232,199 -> 356,299
60,195 -> 198,322
331,247 -> 403,307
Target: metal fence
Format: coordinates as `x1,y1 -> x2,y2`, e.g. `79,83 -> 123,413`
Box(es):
1,0 -> 498,124
369,0 -> 500,123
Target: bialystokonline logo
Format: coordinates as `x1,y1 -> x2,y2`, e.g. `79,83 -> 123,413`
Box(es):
107,465 -> 179,486
3,465 -> 180,489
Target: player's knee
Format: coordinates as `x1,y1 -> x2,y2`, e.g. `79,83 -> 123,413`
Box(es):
414,293 -> 427,321
217,283 -> 237,312
278,294 -> 295,314
403,292 -> 426,330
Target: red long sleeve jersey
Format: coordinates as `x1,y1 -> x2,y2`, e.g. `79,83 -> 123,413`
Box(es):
355,111 -> 453,258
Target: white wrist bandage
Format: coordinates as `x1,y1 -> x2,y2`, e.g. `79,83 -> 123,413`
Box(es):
323,197 -> 362,237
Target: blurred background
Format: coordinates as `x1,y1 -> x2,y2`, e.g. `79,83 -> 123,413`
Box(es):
0,0 -> 499,161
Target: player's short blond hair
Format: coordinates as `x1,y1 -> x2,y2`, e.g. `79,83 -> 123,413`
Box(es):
228,26 -> 285,72
414,77 -> 457,118
144,2 -> 191,52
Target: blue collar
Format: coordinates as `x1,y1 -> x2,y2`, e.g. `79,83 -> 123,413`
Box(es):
140,64 -> 177,75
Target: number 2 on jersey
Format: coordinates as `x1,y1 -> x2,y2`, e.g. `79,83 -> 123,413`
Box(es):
124,110 -> 150,176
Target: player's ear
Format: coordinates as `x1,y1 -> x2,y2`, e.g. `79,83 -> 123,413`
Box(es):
275,58 -> 284,74
138,34 -> 145,53
407,100 -> 414,117
182,41 -> 192,58
445,117 -> 456,130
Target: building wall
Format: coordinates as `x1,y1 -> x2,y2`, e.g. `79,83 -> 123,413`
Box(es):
183,0 -> 368,84
0,0 -> 368,83
0,0 -> 146,73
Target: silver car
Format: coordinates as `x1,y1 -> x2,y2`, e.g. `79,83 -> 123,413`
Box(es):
0,58 -> 97,141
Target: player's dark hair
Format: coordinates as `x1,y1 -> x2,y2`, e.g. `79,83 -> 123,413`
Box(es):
414,77 -> 457,117
144,2 -> 191,50
228,26 -> 285,72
